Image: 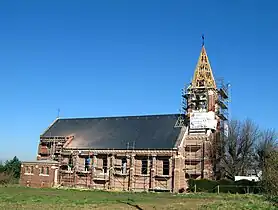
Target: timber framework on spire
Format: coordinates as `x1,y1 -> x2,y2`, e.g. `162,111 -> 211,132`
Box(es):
191,45 -> 216,89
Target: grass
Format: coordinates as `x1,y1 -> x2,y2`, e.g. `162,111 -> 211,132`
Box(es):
0,185 -> 276,209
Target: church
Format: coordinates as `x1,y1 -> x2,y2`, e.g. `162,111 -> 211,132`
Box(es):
20,40 -> 229,193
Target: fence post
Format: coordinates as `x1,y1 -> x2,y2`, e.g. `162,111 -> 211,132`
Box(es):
217,185 -> 219,194
194,184 -> 196,193
247,186 -> 249,194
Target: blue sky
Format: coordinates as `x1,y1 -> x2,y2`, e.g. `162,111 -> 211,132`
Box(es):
0,0 -> 277,161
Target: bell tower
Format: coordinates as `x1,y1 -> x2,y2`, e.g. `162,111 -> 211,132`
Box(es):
177,36 -> 230,179
184,37 -> 220,134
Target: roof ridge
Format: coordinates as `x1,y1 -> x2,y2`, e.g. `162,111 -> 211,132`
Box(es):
58,113 -> 180,120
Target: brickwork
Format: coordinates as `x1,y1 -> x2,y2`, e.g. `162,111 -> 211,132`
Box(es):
20,118 -> 219,193
47,150 -> 186,192
19,41 -> 229,193
20,161 -> 59,188
20,145 -> 194,192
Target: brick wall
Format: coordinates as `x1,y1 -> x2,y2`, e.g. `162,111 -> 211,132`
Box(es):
58,153 -> 178,192
20,161 -> 59,188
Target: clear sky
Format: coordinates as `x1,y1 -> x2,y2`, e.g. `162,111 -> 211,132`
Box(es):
0,0 -> 277,161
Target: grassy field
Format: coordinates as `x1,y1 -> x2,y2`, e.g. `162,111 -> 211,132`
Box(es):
0,186 -> 276,209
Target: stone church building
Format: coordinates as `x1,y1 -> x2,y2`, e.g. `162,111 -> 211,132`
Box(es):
20,41 -> 229,193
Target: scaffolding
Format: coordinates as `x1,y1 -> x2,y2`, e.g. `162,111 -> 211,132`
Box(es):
56,148 -> 174,192
38,135 -> 74,161
40,132 -> 175,191
216,78 -> 230,122
179,76 -> 230,180
175,86 -> 188,128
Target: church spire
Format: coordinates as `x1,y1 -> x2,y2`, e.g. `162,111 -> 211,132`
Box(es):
191,36 -> 216,89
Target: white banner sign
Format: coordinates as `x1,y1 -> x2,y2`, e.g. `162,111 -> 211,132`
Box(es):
190,111 -> 217,130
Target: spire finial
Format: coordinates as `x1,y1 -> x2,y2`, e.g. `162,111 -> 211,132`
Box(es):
202,34 -> 205,46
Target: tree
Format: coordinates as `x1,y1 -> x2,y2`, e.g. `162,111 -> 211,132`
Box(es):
0,161 -> 4,173
208,130 -> 225,180
253,129 -> 277,178
262,149 -> 278,196
4,156 -> 21,179
220,119 -> 260,180
0,156 -> 21,184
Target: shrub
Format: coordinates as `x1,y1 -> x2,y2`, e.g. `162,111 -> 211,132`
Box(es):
0,172 -> 14,185
187,179 -> 263,194
187,179 -> 218,193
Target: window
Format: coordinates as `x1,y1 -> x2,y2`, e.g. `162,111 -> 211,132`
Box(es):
45,167 -> 49,175
121,158 -> 127,174
141,159 -> 148,175
25,166 -> 29,174
163,159 -> 169,175
30,166 -> 34,174
40,167 -> 44,174
103,157 -> 107,173
85,157 -> 90,171
68,156 -> 73,168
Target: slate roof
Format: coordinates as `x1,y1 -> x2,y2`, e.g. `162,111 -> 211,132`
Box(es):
41,114 -> 183,150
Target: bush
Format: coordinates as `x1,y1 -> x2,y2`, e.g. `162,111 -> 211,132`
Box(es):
262,150 -> 278,197
0,156 -> 21,185
0,172 -> 14,185
187,179 -> 263,194
188,179 -> 218,193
